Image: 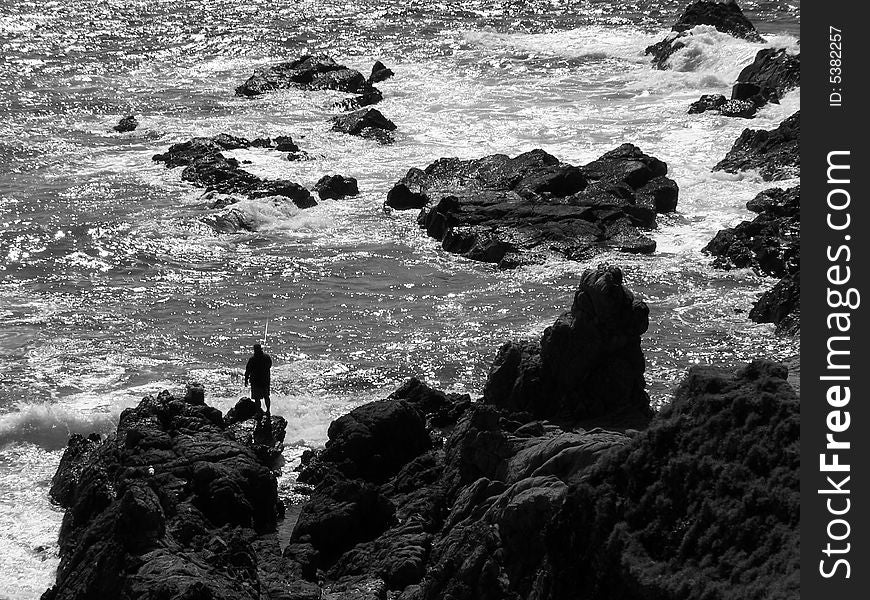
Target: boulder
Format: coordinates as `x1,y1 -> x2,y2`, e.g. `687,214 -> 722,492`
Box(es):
113,115 -> 138,132
392,145 -> 676,266
314,174 -> 360,200
714,111 -> 800,180
750,270 -> 800,335
331,108 -> 397,144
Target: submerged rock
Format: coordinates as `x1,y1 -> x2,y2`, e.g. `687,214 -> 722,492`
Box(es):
389,145 -> 677,266
42,389 -> 290,600
646,0 -> 763,69
314,174 -> 359,200
714,111 -> 800,180
113,115 -> 138,132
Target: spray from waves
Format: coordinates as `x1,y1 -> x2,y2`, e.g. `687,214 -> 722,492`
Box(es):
0,403 -> 118,449
662,25 -> 799,76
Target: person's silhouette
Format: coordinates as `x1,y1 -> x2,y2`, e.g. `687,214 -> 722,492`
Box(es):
244,343 -> 273,414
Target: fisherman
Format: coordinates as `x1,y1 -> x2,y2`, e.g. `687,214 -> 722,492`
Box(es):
244,343 -> 273,414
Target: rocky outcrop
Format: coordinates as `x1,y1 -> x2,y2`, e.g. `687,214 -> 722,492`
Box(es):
388,145 -> 678,267
646,0 -> 763,69
705,186 -> 800,334
690,48 -> 800,118
314,174 -> 359,200
42,388 -> 292,600
714,111 -> 799,180
236,54 -> 373,98
152,136 -> 317,224
543,360 -> 799,600
113,115 -> 138,132
331,108 -> 397,144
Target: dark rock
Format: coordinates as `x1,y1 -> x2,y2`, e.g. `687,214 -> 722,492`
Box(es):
369,60 -> 395,84
154,137 -> 317,213
314,174 -> 360,200
704,186 -> 799,277
393,145 -> 677,266
483,264 -> 651,424
688,93 -> 726,114
714,111 -> 800,180
42,390 -> 295,600
751,270 -> 800,335
646,1 -> 763,69
273,135 -> 299,152
236,54 -> 369,97
113,115 -> 138,132
734,48 -> 800,104
544,360 -> 799,600
332,108 -> 397,144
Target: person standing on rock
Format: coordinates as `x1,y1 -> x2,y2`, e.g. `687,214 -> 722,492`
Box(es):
244,343 -> 273,414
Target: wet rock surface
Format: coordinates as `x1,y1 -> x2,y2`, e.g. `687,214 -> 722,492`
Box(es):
113,115 -> 138,132
388,145 -> 678,267
314,174 -> 359,200
331,108 -> 397,144
646,0 -> 763,69
714,111 -> 800,180
235,54 -> 375,99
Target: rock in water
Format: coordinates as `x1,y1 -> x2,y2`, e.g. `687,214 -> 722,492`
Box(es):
704,185 -> 800,335
544,360 -> 799,600
331,107 -> 397,144
714,111 -> 800,180
314,174 -> 359,200
113,115 -> 138,132
41,390 -> 296,600
484,264 -> 651,425
369,60 -> 395,83
235,53 -> 376,99
646,0 -> 763,69
389,145 -> 678,266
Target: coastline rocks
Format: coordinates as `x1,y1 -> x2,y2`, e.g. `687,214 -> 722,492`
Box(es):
704,186 -> 800,335
714,111 -> 800,180
369,60 -> 395,84
544,360 -> 799,600
390,145 -> 678,267
235,54 -> 374,98
333,87 -> 384,112
42,390 -> 287,600
113,115 -> 138,132
646,0 -> 763,69
331,107 -> 397,144
484,264 -> 651,426
314,174 -> 359,200
153,136 -> 317,215
690,48 -> 800,117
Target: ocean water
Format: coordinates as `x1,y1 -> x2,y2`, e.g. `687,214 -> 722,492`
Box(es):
0,0 -> 800,596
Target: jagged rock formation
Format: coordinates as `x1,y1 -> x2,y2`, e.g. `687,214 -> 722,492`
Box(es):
314,174 -> 359,200
714,111 -> 800,180
331,108 -> 397,144
387,145 -> 678,267
41,390 -> 292,600
646,1 -> 764,69
113,115 -> 138,132
236,54 -> 371,97
705,186 -> 800,334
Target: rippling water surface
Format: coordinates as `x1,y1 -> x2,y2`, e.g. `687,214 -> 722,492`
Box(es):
1,0 -> 799,596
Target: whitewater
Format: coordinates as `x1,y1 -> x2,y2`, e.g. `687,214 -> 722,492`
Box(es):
0,1 -> 799,597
